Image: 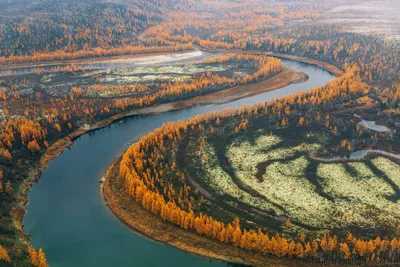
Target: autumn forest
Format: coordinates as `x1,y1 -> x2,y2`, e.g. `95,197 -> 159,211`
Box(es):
0,0 -> 399,267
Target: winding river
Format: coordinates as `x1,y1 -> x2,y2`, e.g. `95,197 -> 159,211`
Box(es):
23,59 -> 334,267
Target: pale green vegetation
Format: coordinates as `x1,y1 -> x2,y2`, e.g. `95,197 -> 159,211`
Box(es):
199,141 -> 283,213
226,136 -> 332,228
317,162 -> 400,229
372,157 -> 400,187
198,134 -> 400,232
99,64 -> 237,83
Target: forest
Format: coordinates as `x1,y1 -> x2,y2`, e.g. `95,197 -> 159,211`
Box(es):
0,0 -> 399,266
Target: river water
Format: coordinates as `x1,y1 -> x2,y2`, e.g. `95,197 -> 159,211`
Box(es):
23,59 -> 334,267
313,149 -> 400,162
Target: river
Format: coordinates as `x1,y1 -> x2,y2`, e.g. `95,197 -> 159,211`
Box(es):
23,59 -> 334,267
313,149 -> 400,162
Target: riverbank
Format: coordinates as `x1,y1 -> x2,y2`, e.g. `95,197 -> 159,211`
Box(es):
197,47 -> 345,77
265,52 -> 344,77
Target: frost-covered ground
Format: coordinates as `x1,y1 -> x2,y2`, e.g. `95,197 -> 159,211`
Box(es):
372,157 -> 400,187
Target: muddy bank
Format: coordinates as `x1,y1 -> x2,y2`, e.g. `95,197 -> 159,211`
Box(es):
173,67 -> 308,108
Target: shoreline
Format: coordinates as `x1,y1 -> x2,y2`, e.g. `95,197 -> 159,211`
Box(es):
264,52 -> 344,77
310,149 -> 400,164
18,54 -> 341,265
197,47 -> 344,77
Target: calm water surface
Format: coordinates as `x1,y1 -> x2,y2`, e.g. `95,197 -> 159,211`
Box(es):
23,59 -> 334,267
